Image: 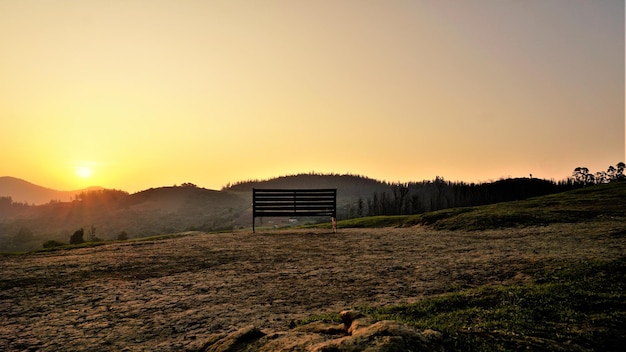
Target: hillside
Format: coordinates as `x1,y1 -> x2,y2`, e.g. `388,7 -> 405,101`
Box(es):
422,180 -> 626,230
0,186 -> 247,252
336,181 -> 626,231
0,176 -> 103,205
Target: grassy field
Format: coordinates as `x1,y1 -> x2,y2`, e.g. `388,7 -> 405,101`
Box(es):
305,182 -> 626,351
2,183 -> 623,351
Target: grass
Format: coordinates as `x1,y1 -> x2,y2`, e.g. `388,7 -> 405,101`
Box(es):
331,182 -> 626,231
300,183 -> 626,350
300,257 -> 626,351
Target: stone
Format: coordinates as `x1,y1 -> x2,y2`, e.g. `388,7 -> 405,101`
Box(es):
200,326 -> 265,352
198,311 -> 444,352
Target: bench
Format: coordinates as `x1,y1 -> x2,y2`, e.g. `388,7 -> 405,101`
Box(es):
252,188 -> 337,233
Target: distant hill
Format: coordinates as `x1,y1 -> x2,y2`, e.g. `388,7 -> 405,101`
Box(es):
0,176 -> 103,205
0,184 -> 248,251
226,173 -> 389,195
225,173 -> 391,207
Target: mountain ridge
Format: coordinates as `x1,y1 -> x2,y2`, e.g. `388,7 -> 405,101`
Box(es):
0,176 -> 103,205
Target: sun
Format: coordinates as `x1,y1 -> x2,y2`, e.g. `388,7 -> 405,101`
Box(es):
76,166 -> 93,178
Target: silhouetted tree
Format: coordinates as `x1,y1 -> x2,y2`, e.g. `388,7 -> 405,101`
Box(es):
356,197 -> 364,217
606,166 -> 617,181
70,228 -> 84,245
575,162 -> 625,184
117,231 -> 129,241
392,183 -> 410,214
616,162 -> 625,181
87,225 -> 103,242
573,167 -> 594,185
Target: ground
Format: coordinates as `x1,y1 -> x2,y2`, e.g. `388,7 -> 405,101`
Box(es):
1,223 -> 624,351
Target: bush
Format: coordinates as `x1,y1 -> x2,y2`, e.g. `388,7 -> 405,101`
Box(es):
42,240 -> 65,248
70,228 -> 84,245
117,231 -> 129,241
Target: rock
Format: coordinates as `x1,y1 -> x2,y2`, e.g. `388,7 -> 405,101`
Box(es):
199,311 -> 444,352
347,317 -> 375,335
313,320 -> 445,352
340,309 -> 364,326
200,325 -> 265,352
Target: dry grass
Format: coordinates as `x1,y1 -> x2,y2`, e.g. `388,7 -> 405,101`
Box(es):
1,222 -> 624,351
1,183 -> 624,351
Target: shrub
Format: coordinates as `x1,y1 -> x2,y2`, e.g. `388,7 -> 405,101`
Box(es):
70,228 -> 84,245
117,231 -> 129,241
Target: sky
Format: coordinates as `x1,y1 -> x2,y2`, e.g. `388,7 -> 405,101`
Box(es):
0,0 -> 624,193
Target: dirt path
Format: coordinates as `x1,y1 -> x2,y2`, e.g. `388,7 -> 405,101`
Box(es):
1,224 -> 624,351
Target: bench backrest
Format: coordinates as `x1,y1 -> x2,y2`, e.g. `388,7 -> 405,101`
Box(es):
252,188 -> 337,232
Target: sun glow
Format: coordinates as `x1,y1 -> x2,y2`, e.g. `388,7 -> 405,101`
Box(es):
76,166 -> 93,179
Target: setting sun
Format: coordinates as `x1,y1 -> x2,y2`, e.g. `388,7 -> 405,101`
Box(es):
76,166 -> 93,179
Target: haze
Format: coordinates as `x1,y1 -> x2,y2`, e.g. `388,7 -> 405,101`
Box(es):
1,0 -> 623,193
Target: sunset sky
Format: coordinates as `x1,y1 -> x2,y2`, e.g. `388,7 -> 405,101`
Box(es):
1,0 -> 624,193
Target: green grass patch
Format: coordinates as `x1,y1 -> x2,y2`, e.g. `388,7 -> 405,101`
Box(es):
342,257 -> 626,351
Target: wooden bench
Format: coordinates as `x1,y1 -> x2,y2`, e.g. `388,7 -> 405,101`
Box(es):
252,188 -> 337,233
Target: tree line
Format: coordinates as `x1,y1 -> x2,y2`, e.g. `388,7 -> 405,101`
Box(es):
348,162 -> 624,218
346,177 -> 576,218
572,162 -> 625,186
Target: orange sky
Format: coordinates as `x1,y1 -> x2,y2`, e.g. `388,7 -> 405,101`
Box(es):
1,0 -> 624,193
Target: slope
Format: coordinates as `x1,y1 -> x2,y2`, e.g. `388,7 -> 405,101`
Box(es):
337,181 -> 626,231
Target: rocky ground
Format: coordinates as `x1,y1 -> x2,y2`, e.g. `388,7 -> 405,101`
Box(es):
1,223 -> 624,351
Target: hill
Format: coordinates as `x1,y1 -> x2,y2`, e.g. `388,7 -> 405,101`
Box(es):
0,185 -> 247,252
226,173 -> 390,198
0,173 -> 579,252
0,176 -> 103,205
